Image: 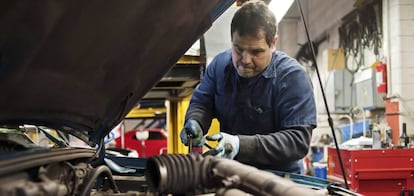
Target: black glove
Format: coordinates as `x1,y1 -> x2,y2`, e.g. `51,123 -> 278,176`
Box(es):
180,119 -> 205,147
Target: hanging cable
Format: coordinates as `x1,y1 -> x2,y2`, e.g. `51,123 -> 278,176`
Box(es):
339,0 -> 383,72
296,0 -> 349,189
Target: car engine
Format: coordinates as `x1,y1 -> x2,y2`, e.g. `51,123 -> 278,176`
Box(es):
0,127 -> 359,196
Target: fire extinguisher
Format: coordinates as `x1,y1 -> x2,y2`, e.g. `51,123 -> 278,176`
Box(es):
375,61 -> 387,94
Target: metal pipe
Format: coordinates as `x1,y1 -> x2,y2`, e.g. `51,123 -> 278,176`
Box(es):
210,157 -> 324,196
121,122 -> 125,149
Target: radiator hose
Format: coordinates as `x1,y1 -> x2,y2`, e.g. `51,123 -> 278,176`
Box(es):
145,153 -> 326,196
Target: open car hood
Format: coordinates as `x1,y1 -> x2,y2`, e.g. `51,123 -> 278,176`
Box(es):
0,0 -> 234,145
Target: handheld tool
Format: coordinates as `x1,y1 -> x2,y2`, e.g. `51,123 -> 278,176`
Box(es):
187,132 -> 202,153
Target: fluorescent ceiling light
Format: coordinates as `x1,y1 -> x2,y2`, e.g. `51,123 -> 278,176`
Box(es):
268,0 -> 294,23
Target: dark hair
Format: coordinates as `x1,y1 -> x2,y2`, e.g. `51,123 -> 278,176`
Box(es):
231,1 -> 277,46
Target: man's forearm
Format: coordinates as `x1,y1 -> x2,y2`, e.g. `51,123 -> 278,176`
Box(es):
236,126 -> 313,166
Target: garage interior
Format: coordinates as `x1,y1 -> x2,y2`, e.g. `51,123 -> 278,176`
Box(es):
111,0 -> 414,194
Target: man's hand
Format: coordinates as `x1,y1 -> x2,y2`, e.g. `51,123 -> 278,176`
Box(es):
180,119 -> 205,147
206,132 -> 239,159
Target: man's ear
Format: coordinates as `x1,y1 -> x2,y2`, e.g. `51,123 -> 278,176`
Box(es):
271,36 -> 278,52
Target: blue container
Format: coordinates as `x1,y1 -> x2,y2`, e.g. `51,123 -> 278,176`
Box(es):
311,146 -> 324,162
340,119 -> 370,142
271,170 -> 330,189
313,162 -> 327,180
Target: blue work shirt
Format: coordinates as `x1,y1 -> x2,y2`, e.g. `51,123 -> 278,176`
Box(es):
186,50 -> 317,173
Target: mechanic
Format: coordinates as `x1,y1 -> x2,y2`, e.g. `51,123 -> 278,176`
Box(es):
180,0 -> 317,174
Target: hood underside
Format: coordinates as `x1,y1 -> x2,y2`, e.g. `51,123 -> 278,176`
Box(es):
0,0 -> 234,145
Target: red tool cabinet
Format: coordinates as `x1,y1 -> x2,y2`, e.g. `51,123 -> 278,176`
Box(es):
327,147 -> 414,196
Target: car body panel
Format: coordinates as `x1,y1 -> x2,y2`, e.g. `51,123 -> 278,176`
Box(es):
0,1 -> 237,195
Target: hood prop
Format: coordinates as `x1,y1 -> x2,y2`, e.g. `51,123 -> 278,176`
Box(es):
296,0 -> 348,188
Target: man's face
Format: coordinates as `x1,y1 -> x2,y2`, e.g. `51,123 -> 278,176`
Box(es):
231,29 -> 276,78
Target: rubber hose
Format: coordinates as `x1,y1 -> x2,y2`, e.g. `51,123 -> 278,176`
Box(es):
146,153 -> 210,194
146,154 -> 325,196
79,165 -> 119,196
